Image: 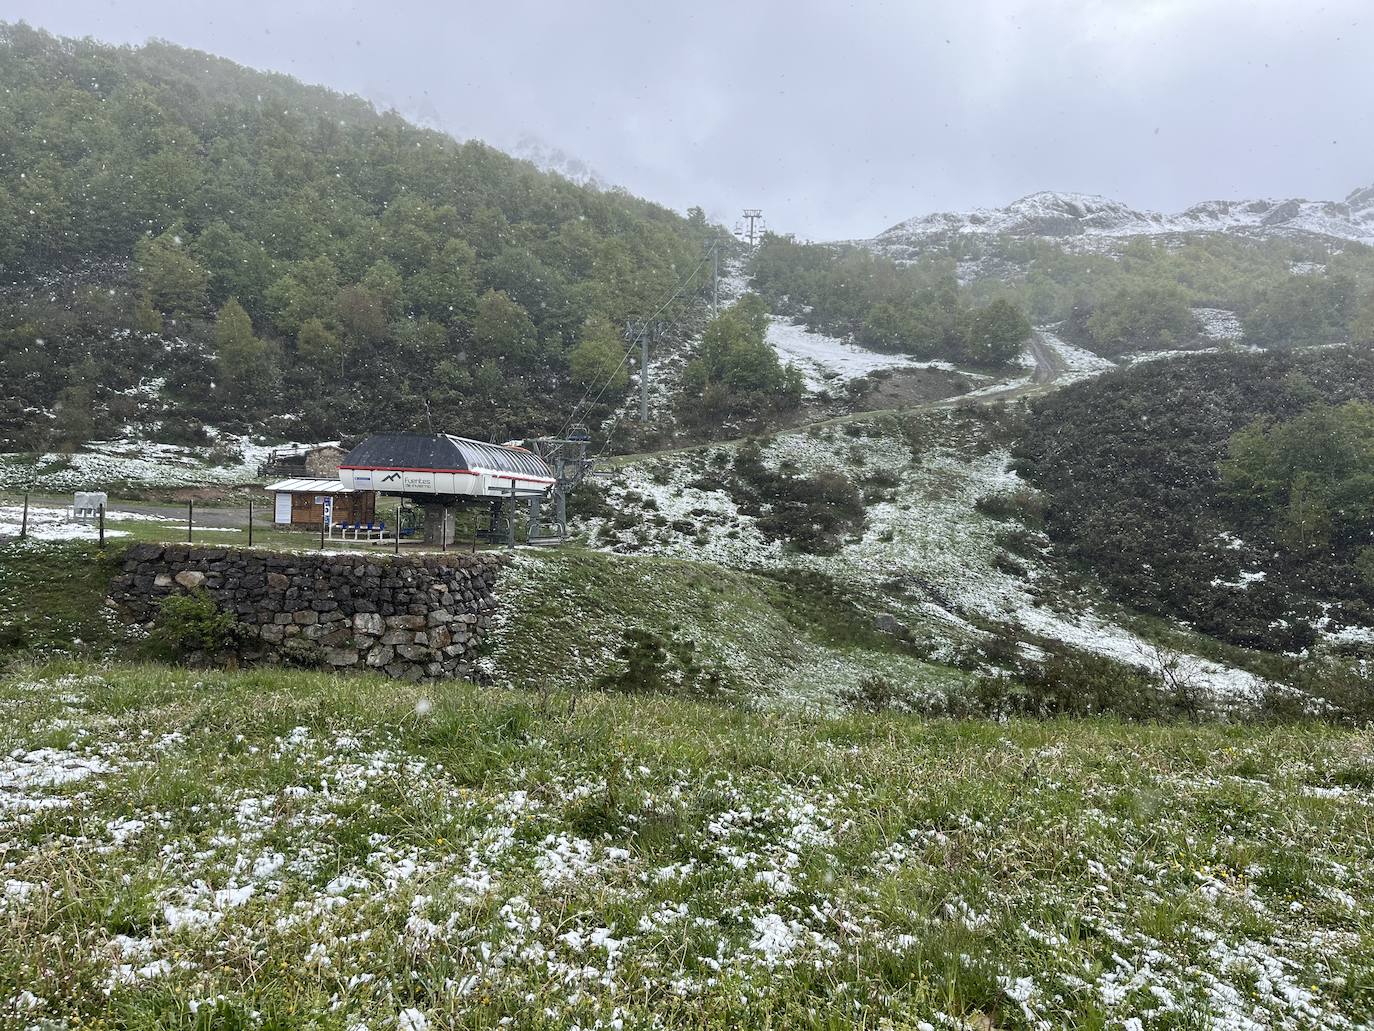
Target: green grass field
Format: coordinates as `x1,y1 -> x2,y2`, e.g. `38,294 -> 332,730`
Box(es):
1,661 -> 1371,1029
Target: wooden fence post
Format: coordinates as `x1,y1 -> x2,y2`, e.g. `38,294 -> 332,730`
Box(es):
19,492 -> 27,539
187,500 -> 194,543
98,503 -> 105,547
247,498 -> 254,547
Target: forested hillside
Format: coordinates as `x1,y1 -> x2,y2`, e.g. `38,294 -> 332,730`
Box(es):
1015,348 -> 1374,650
891,226 -> 1374,359
749,235 -> 1031,366
0,23 -> 725,449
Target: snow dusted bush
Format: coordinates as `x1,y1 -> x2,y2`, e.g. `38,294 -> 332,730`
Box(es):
146,589 -> 248,664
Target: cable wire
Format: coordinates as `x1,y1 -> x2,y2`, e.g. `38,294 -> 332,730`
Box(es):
556,251 -> 712,442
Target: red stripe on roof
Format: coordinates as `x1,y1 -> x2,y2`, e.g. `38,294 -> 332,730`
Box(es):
340,465 -> 473,474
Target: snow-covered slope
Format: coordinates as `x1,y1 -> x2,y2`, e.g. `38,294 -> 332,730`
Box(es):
866,182 -> 1374,255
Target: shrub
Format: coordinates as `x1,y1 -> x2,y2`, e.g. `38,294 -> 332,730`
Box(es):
963,651 -> 1174,720
995,527 -> 1042,557
1292,658 -> 1374,724
756,471 -> 866,555
727,444 -> 867,554
566,483 -> 613,522
974,488 -> 1046,527
845,674 -> 903,713
147,589 -> 246,663
598,626 -> 724,698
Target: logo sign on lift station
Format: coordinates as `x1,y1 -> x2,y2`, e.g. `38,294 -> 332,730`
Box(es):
403,471 -> 435,492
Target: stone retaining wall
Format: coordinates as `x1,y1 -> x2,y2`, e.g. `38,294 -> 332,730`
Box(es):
110,544 -> 505,681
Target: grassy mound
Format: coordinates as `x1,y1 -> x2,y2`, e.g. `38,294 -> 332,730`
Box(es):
484,548 -> 962,710
0,539 -> 129,656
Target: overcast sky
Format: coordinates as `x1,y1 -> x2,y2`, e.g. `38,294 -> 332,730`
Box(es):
6,0 -> 1373,239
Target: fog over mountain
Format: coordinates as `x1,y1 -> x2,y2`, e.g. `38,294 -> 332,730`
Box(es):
5,0 -> 1373,239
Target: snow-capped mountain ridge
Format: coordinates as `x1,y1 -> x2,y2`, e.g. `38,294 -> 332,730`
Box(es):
870,183 -> 1374,250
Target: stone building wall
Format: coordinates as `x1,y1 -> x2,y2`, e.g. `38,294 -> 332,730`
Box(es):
110,544 -> 505,681
304,445 -> 345,478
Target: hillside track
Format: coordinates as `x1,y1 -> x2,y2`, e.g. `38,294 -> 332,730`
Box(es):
611,330 -> 1067,466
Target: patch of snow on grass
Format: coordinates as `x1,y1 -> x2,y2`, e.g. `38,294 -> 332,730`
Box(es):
766,317 -> 969,391
0,505 -> 130,541
1194,308 -> 1244,341
1,748 -> 112,789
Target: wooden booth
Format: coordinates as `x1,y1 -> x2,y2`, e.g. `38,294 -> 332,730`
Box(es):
265,478 -> 376,529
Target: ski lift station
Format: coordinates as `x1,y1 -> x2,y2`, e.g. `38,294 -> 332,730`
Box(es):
339,433 -> 555,499
338,432 -> 588,546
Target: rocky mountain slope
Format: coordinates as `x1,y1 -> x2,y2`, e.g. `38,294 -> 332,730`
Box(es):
864,183 -> 1374,258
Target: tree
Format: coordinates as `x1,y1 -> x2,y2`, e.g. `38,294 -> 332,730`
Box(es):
569,315 -> 628,391
266,257 -> 340,337
1241,274 -> 1355,349
964,299 -> 1031,366
1280,473 -> 1335,553
295,318 -> 343,375
1085,282 -> 1197,355
214,299 -> 277,412
134,231 -> 209,317
131,291 -> 163,335
335,283 -> 389,345
1222,401 -> 1374,549
408,238 -> 478,324
473,289 -> 542,366
194,221 -> 275,318
681,296 -> 802,423
1352,291 -> 1374,348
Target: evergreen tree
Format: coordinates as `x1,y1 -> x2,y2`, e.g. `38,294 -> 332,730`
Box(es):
214,298 -> 277,413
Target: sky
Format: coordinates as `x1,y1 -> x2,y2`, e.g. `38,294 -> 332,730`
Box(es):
4,0 -> 1373,240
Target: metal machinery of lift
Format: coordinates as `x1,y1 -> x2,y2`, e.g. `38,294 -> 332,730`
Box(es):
459,426 -> 598,548
521,423 -> 597,546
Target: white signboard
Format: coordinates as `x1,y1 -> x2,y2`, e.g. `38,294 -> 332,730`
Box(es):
274,492 -> 291,524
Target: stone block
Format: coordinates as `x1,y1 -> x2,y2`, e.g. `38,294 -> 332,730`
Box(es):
352,612 -> 385,636
323,647 -> 358,666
